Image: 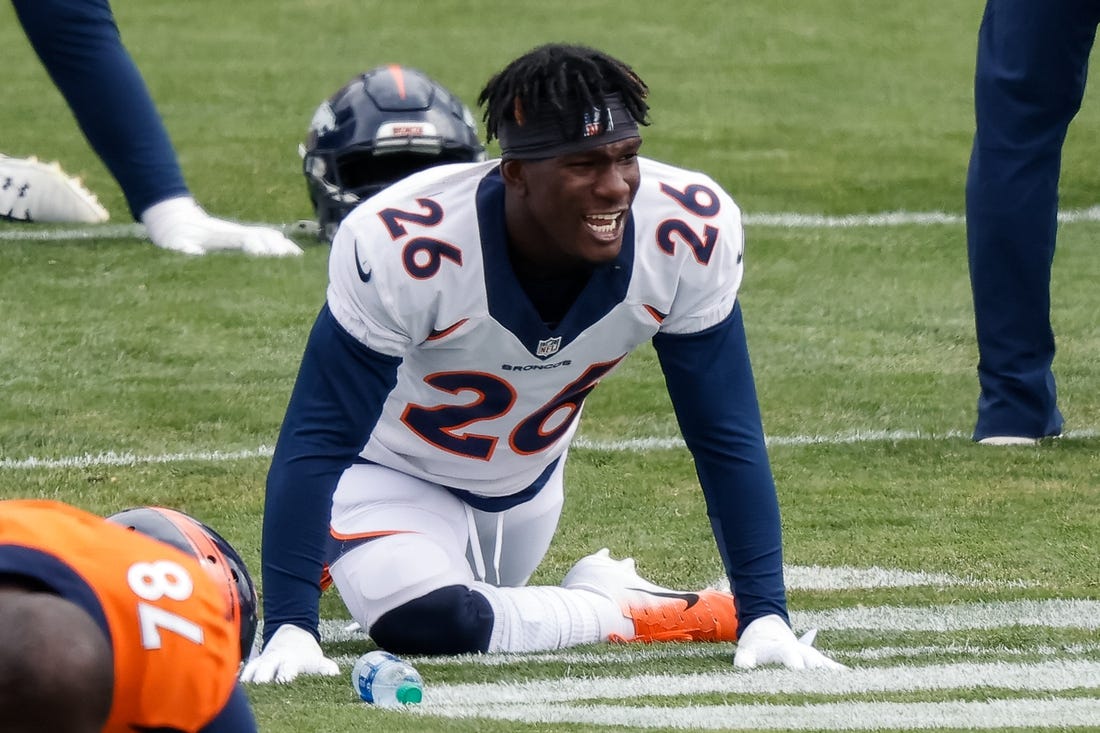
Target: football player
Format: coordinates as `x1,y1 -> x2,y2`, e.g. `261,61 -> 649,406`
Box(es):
243,43 -> 844,684
0,500 -> 259,732
8,0 -> 302,256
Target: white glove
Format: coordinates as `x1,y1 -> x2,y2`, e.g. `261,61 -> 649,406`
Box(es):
239,624 -> 340,684
733,614 -> 847,670
141,196 -> 303,257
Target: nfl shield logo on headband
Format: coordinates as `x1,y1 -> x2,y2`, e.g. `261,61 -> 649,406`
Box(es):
582,106 -> 613,138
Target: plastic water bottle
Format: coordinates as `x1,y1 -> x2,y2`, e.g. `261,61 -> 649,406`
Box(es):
350,650 -> 424,707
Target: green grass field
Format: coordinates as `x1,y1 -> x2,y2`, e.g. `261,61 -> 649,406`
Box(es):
2,1 -> 1099,731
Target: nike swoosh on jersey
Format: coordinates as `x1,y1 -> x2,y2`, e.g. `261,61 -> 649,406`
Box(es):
353,239 -> 372,282
426,319 -> 469,341
628,588 -> 700,609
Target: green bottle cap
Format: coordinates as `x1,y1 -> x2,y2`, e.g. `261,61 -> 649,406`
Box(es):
396,683 -> 423,705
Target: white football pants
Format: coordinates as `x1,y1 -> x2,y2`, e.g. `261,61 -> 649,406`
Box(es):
327,459 -> 629,652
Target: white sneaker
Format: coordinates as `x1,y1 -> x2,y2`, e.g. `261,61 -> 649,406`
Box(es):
563,548 -> 739,643
0,154 -> 109,223
977,436 -> 1040,446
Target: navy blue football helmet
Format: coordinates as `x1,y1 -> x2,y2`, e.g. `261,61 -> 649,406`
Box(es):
301,64 -> 485,241
107,506 -> 259,663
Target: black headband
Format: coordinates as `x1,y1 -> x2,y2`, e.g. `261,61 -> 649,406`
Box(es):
498,92 -> 641,160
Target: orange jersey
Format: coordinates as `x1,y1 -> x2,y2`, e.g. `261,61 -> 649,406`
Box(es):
0,500 -> 240,733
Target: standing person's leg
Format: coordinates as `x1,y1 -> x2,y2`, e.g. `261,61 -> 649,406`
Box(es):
13,0 -> 188,219
966,0 -> 1100,442
12,0 -> 302,256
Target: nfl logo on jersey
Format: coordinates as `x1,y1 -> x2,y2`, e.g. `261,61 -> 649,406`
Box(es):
536,336 -> 562,358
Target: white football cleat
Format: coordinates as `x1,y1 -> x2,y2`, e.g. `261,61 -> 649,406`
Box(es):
563,548 -> 739,643
977,436 -> 1040,446
0,154 -> 109,223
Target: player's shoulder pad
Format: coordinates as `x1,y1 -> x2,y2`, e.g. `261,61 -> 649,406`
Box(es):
637,157 -> 741,219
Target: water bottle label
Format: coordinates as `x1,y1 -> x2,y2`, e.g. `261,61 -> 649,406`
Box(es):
352,650 -> 423,707
358,663 -> 381,703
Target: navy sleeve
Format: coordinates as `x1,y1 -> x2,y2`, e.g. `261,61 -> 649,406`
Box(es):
652,301 -> 789,631
12,0 -> 189,218
261,304 -> 401,643
199,684 -> 258,733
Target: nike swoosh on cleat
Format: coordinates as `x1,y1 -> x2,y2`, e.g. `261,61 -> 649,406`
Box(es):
354,239 -> 372,282
629,588 -> 700,609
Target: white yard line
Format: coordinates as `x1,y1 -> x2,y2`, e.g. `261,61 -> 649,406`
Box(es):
332,640 -> 1100,670
420,659 -> 1100,705
780,563 -> 1023,590
5,207 -> 1100,241
0,446 -> 276,470
424,698 -> 1100,730
574,428 -> 1100,451
793,598 -> 1100,632
414,661 -> 1100,729
745,206 -> 1100,228
0,223 -> 147,240
3,428 -> 1098,471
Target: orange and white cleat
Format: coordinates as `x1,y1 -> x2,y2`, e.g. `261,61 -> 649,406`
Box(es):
563,548 -> 739,643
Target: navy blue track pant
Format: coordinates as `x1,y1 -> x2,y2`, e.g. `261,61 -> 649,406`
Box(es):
966,0 -> 1100,440
12,0 -> 189,219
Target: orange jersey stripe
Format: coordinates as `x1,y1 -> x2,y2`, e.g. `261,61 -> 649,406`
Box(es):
0,500 -> 239,733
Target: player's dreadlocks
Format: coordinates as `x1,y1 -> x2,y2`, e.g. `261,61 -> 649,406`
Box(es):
479,43 -> 650,144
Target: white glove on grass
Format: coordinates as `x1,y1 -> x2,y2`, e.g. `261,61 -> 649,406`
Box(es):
240,624 -> 339,684
733,613 -> 847,670
142,196 -> 302,257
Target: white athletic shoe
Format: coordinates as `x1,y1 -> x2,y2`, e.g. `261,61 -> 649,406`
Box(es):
563,548 -> 739,643
0,154 -> 109,223
977,436 -> 1040,446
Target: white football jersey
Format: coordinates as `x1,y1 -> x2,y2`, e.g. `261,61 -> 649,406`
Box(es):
326,156 -> 744,498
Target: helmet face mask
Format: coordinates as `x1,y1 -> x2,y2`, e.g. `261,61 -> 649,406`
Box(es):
302,65 -> 486,241
106,507 -> 259,663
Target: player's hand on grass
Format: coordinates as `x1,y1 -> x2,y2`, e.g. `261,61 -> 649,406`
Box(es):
733,614 -> 847,670
240,624 -> 340,684
141,196 -> 303,257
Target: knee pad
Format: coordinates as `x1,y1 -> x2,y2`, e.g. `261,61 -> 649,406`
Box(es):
329,531 -> 471,631
370,585 -> 493,655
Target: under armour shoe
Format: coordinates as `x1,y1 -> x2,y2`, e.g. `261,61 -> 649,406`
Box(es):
563,548 -> 739,643
0,154 -> 109,223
